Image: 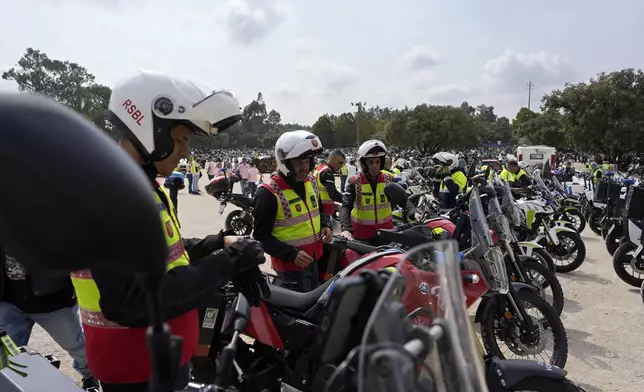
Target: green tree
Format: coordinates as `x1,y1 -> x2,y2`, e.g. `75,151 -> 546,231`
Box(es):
514,112 -> 567,148
512,107 -> 540,129
311,114 -> 336,147
2,48 -> 111,132
333,113 -> 356,147
385,104 -> 481,153
542,68 -> 644,154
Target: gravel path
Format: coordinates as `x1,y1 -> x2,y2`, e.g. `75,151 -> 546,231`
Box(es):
26,176 -> 644,391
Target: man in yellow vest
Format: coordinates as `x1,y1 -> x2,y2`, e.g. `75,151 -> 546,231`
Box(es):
432,152 -> 468,209
499,159 -> 531,187
253,130 -> 333,292
340,140 -> 418,244
71,72 -> 269,391
591,161 -> 603,185
313,149 -> 346,217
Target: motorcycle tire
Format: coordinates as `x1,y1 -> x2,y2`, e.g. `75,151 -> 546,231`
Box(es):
522,259 -> 564,316
560,209 -> 586,233
533,248 -> 556,273
612,242 -> 644,287
225,209 -> 254,236
551,231 -> 586,273
480,290 -> 568,368
506,377 -> 587,392
588,210 -> 603,236
605,226 -> 623,256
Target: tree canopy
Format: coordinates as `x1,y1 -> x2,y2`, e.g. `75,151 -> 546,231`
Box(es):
5,48 -> 644,153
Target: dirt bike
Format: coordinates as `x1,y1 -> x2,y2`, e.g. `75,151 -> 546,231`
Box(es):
512,176 -> 586,273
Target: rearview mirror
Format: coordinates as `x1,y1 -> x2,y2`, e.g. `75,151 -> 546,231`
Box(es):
0,94 -> 167,277
384,182 -> 408,207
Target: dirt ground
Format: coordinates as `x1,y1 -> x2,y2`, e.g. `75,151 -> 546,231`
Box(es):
26,176 -> 644,391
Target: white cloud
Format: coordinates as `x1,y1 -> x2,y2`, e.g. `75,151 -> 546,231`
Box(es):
481,49 -> 576,93
290,39 -> 319,57
293,61 -> 361,95
224,0 -> 289,44
402,46 -> 441,71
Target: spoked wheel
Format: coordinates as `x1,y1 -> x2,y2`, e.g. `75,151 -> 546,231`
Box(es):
588,210 -> 603,236
225,210 -> 254,235
511,258 -> 564,316
558,209 -> 586,233
480,290 -> 568,368
547,232 -> 586,273
605,225 -> 623,256
612,242 -> 644,287
532,248 -> 556,273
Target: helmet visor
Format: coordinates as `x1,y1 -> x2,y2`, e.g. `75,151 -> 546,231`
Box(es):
190,91 -> 242,135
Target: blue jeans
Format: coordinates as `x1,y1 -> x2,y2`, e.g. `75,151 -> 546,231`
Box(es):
0,302 -> 92,379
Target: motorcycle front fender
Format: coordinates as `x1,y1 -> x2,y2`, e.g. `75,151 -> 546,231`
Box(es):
564,199 -> 581,205
553,225 -> 577,234
486,356 -> 567,392
511,282 -> 537,294
563,206 -> 580,212
518,241 -> 543,250
474,282 -> 536,323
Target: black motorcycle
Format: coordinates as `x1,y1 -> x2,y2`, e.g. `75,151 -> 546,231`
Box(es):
206,175 -> 255,235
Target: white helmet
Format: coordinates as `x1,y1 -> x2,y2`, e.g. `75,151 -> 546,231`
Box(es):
394,158 -> 408,169
274,130 -> 323,176
357,139 -> 387,173
432,152 -> 458,170
108,71 -> 242,161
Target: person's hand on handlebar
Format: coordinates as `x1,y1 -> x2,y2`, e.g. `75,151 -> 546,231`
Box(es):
340,230 -> 355,241
224,238 -> 270,306
225,238 -> 266,276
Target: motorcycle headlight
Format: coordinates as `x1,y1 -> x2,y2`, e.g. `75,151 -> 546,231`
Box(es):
482,247 -> 509,294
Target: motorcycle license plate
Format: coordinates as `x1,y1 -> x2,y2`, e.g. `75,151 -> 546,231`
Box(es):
218,203 -> 226,214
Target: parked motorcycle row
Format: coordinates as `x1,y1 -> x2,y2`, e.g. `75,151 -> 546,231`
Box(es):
197,167 -> 594,391
575,170 -> 644,295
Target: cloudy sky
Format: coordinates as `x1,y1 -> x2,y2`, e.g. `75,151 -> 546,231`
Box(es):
1,0 -> 643,125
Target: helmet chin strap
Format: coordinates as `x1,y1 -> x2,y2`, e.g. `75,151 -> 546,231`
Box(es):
141,161 -> 159,183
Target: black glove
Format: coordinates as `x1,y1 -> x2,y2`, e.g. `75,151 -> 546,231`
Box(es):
225,238 -> 266,276
233,267 -> 271,307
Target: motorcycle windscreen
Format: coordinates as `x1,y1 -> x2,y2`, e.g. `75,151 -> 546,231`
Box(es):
502,180 -> 524,227
469,187 -> 493,253
403,241 -> 488,392
552,175 -> 566,193
486,180 -> 512,242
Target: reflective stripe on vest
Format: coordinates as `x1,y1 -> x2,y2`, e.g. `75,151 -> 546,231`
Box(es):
313,163 -> 335,216
71,185 -> 190,328
262,175 -> 323,271
350,172 -> 393,239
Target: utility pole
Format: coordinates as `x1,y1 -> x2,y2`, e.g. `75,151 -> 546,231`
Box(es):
526,81 -> 534,110
351,101 -> 366,147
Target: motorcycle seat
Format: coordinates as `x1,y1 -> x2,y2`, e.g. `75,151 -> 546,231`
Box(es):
345,241 -> 379,254
263,278 -> 333,312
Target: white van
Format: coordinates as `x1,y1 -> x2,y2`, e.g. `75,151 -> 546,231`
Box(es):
517,145 -> 557,168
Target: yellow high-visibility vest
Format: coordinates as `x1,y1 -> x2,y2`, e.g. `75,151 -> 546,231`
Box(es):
440,170 -> 467,192
71,185 -> 190,328
499,168 -> 528,184
313,163 -> 335,215
350,172 -> 393,239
